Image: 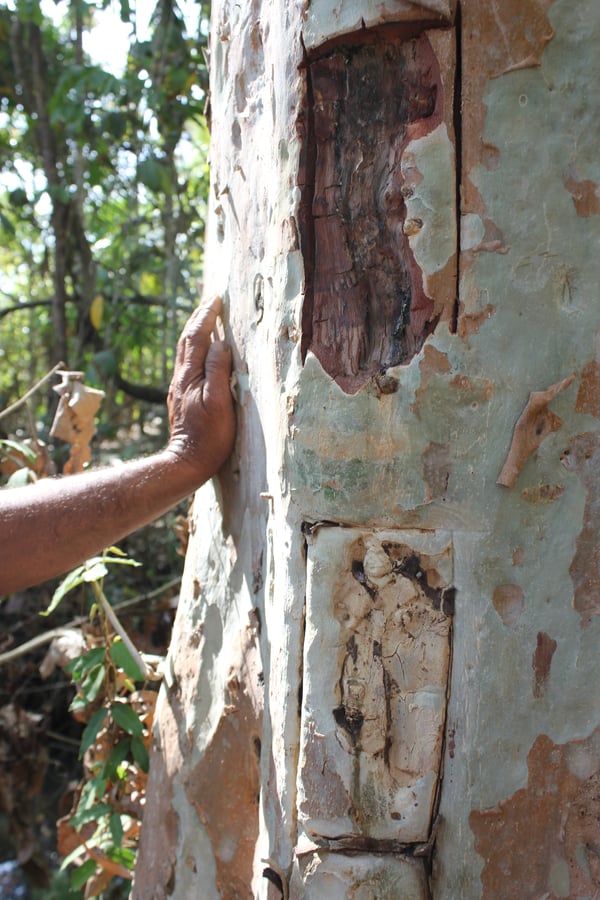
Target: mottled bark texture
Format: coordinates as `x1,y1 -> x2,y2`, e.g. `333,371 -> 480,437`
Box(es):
135,0 -> 600,897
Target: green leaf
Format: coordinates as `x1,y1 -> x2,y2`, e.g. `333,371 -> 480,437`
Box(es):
44,551 -> 140,616
0,438 -> 37,463
71,801 -> 113,829
71,859 -> 97,890
110,701 -> 144,736
0,211 -> 15,235
138,156 -> 172,194
65,646 -> 106,679
83,561 -> 108,582
131,735 -> 149,773
102,111 -> 127,140
8,187 -> 27,207
43,563 -> 92,615
70,665 -> 106,710
106,545 -> 128,558
103,737 -> 130,780
7,467 -> 34,486
79,707 -> 108,758
110,638 -> 145,682
107,846 -> 136,869
91,349 -> 117,377
109,811 -> 124,848
69,694 -> 88,717
78,664 -> 106,705
70,775 -> 109,829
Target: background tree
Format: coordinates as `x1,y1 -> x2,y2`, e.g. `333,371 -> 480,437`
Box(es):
0,0 -> 211,435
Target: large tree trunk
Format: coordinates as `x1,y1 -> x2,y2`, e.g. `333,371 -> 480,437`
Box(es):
135,1 -> 600,897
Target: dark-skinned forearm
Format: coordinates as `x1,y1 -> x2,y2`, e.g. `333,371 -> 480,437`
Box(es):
0,449 -> 206,594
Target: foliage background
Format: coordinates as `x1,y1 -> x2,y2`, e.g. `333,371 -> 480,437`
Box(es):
0,0 -> 212,893
0,0 -> 211,439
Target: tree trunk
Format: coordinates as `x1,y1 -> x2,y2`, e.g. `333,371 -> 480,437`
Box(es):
135,1 -> 600,897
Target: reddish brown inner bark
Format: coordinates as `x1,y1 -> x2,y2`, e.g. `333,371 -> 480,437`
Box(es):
300,33 -> 445,393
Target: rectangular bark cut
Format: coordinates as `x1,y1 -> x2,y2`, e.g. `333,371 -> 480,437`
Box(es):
297,527 -> 453,844
291,849 -> 429,898
299,28 -> 457,393
303,0 -> 457,50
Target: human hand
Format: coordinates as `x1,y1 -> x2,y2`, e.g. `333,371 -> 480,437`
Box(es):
166,297 -> 236,484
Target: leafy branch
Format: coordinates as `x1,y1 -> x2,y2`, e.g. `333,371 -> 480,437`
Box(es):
45,548 -> 162,896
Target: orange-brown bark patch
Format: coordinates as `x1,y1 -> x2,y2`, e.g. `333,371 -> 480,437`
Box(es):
521,483 -> 565,504
532,631 -> 557,698
497,375 -> 575,487
133,707 -> 182,897
576,361 -> 600,417
456,302 -> 496,339
184,627 -> 262,900
564,167 -> 600,218
492,583 -> 524,628
470,726 -> 600,898
560,432 -> 600,626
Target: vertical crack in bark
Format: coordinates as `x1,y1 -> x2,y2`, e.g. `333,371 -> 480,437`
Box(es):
450,1 -> 462,334
298,36 -> 317,364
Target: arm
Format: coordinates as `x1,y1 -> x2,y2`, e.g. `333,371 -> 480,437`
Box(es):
0,298 -> 235,595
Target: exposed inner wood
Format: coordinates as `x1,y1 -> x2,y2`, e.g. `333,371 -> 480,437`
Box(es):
300,34 -> 446,393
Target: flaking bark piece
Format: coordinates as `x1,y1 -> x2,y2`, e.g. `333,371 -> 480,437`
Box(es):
51,371 -> 105,474
497,374 -> 575,487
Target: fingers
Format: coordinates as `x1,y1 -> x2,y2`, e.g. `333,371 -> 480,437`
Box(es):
204,340 -> 233,388
176,297 -> 224,376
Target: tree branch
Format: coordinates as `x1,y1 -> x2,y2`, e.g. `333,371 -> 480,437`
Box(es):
0,360 -> 65,422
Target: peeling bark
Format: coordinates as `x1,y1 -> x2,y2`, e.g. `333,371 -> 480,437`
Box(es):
470,727 -> 600,899
492,583 -> 525,628
497,375 -> 575,488
561,432 -> 600,627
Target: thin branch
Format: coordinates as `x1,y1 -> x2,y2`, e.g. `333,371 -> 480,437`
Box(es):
95,585 -> 150,680
0,294 -> 192,321
0,627 -> 78,666
0,360 -> 65,422
0,576 -> 181,666
0,299 -> 52,320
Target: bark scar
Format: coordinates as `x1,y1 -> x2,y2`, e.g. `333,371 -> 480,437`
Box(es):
497,374 -> 575,488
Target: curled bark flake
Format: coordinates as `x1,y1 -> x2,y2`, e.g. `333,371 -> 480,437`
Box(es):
497,374 -> 575,488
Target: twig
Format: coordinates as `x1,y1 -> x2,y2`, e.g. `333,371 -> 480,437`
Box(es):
0,626 -> 80,666
0,360 -> 65,423
0,576 -> 181,666
46,728 -> 81,748
84,842 -> 133,881
95,586 -> 150,680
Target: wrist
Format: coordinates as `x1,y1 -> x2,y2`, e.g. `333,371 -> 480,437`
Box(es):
159,442 -> 214,493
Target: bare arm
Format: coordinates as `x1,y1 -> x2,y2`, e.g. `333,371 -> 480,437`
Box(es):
0,298 -> 235,594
